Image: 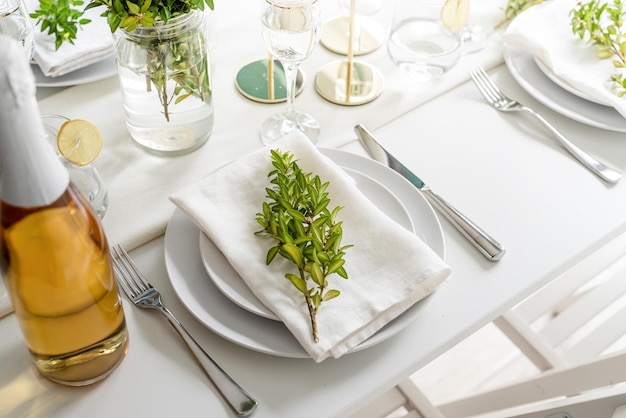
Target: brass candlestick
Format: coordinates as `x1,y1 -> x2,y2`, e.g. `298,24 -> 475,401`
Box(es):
320,0 -> 384,56
314,0 -> 383,106
235,55 -> 304,104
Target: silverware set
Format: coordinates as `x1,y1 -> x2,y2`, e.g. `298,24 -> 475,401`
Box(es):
469,66 -> 622,184
111,244 -> 258,417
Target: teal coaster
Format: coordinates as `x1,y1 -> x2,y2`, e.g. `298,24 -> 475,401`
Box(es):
235,59 -> 305,104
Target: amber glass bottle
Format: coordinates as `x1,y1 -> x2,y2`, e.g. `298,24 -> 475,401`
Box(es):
0,36 -> 128,386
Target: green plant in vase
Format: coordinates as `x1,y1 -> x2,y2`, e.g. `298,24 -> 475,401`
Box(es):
88,0 -> 214,122
32,0 -> 216,154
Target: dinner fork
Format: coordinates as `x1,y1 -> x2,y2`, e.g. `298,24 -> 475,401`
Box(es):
111,244 -> 257,417
469,66 -> 622,184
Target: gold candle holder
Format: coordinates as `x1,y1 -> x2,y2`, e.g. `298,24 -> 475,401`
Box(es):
315,0 -> 383,106
235,56 -> 304,104
320,0 -> 384,56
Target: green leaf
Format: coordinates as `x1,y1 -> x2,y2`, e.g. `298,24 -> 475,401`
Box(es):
285,274 -> 307,294
327,259 -> 345,275
266,246 -> 280,265
310,263 -> 324,286
281,244 -> 303,267
323,289 -> 340,301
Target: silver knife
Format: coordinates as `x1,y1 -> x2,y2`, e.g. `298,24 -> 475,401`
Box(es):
355,124 -> 506,261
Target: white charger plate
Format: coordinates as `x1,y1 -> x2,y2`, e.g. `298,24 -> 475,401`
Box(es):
198,166 -> 417,321
504,45 -> 626,132
163,148 -> 445,358
32,55 -> 117,87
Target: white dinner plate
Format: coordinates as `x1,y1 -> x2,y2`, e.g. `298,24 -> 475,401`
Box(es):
32,55 -> 117,87
198,166 -> 417,321
164,148 -> 445,358
504,45 -> 626,132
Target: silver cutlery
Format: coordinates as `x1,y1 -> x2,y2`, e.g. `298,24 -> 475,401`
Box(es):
111,244 -> 258,417
355,124 -> 506,262
469,66 -> 622,184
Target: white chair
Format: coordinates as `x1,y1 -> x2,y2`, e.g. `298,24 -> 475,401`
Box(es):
351,229 -> 626,418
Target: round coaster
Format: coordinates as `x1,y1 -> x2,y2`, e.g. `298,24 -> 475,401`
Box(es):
314,60 -> 383,106
235,59 -> 305,104
320,16 -> 385,56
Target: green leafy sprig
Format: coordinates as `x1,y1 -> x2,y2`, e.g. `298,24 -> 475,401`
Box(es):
571,0 -> 626,96
255,150 -> 352,343
30,0 -> 91,50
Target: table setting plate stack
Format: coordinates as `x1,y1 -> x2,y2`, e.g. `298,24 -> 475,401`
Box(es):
502,0 -> 626,132
163,134 -> 449,361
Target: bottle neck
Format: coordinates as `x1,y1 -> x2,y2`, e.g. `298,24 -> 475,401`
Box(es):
0,44 -> 69,207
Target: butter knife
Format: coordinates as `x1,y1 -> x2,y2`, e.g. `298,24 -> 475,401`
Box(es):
355,124 -> 506,261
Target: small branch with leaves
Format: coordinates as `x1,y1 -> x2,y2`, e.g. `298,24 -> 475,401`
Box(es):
30,0 -> 91,50
571,0 -> 626,96
255,150 -> 352,343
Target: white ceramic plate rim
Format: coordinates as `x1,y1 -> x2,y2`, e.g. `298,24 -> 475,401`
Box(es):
32,55 -> 117,87
164,148 -> 445,358
197,165 -> 417,321
504,45 -> 626,132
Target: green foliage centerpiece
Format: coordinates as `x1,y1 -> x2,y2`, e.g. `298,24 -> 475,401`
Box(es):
255,150 -> 352,343
32,0 -> 216,154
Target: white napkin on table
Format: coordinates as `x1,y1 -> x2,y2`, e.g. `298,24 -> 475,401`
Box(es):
169,132 -> 451,362
27,0 -> 114,77
503,0 -> 626,118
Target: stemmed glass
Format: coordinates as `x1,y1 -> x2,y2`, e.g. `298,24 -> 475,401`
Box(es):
260,0 -> 322,145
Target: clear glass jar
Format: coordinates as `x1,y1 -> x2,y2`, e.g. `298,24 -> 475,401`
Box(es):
113,10 -> 213,155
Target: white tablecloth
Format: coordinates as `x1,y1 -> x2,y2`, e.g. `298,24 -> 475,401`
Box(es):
0,0 -> 506,317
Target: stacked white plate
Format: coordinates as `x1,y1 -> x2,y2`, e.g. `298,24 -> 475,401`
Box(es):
504,45 -> 626,133
163,148 -> 446,358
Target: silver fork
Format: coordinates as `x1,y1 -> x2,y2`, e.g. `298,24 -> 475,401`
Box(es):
111,244 -> 257,417
469,66 -> 622,184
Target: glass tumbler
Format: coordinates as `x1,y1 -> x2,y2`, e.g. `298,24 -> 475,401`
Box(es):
387,0 -> 463,81
42,115 -> 109,220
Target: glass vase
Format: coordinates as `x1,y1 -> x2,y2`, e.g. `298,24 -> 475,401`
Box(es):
113,10 -> 213,155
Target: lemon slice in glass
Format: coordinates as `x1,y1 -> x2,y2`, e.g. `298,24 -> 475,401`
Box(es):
56,119 -> 103,167
440,0 -> 470,32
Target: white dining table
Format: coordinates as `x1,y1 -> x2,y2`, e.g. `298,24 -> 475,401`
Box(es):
4,0 -> 626,417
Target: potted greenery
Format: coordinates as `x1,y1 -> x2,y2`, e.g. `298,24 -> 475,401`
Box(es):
31,0 -> 216,155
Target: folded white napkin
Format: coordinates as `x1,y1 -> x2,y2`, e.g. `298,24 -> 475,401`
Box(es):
27,0 -> 114,77
170,132 -> 451,362
0,281 -> 12,318
503,0 -> 626,118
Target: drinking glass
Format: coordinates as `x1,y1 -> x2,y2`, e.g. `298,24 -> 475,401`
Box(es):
260,0 -> 322,145
0,0 -> 35,61
42,115 -> 109,219
387,0 -> 463,82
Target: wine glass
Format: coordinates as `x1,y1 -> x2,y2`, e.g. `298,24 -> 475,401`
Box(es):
260,0 -> 322,145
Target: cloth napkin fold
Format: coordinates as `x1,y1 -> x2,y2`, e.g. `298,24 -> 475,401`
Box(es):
169,132 -> 451,362
503,0 -> 626,118
27,0 -> 114,77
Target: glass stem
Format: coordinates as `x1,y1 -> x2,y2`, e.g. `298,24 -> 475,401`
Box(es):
283,61 -> 300,125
